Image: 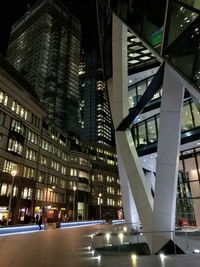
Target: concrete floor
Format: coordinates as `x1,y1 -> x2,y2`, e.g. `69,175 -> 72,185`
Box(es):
0,224 -> 200,267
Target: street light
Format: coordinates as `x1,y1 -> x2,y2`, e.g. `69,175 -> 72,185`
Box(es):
7,170 -> 17,225
73,186 -> 77,221
99,193 -> 102,220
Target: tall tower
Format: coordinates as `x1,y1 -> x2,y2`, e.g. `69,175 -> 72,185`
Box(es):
6,0 -> 81,135
79,50 -> 115,146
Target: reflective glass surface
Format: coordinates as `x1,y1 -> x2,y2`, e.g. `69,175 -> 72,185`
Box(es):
182,102 -> 194,131
132,98 -> 200,149
164,1 -> 200,88
178,0 -> 200,10
100,0 -> 167,52
138,122 -> 147,147
191,102 -> 200,127
147,118 -> 157,143
166,1 -> 198,47
128,74 -> 162,108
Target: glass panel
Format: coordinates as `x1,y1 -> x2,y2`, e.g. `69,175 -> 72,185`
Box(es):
138,122 -> 147,147
182,102 -> 194,131
137,80 -> 146,100
11,119 -> 25,135
152,88 -> 162,100
166,1 -> 198,47
171,54 -> 195,80
106,0 -> 166,50
164,2 -> 200,87
98,0 -> 166,73
147,118 -> 157,143
178,0 -> 200,10
191,102 -> 200,127
128,85 -> 137,108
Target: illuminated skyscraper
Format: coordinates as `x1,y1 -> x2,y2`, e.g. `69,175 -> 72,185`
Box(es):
6,0 -> 81,135
79,50 -> 115,146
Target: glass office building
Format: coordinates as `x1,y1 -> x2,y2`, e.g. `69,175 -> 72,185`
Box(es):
6,0 -> 81,136
97,0 -> 200,253
79,50 -> 115,147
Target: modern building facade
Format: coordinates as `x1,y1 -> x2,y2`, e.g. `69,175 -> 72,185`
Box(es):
97,0 -> 200,254
6,0 -> 81,136
69,141 -> 121,220
79,49 -> 115,147
0,54 -> 121,224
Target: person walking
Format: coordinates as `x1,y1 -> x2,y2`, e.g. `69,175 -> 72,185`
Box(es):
38,215 -> 43,230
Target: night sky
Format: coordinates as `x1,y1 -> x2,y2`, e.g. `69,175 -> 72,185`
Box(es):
0,0 -> 99,55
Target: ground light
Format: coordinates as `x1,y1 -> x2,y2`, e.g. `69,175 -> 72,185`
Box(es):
123,226 -> 127,233
105,233 -> 110,243
86,250 -> 95,256
131,254 -> 137,260
118,232 -> 124,243
131,254 -> 137,267
96,255 -> 101,261
193,249 -> 200,254
159,253 -> 165,261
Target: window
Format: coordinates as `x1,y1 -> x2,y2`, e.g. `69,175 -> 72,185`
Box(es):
51,160 -> 60,171
26,148 -> 36,161
28,130 -> 39,144
182,102 -> 193,131
97,174 -> 103,182
3,160 -> 18,173
61,166 -> 67,175
191,102 -> 200,128
147,118 -> 157,143
11,119 -> 25,135
0,91 -> 8,105
36,188 -> 44,201
11,101 -> 28,120
7,138 -> 23,155
37,171 -> 45,183
22,187 -> 32,199
0,183 -> 7,196
70,168 -> 77,176
23,166 -> 35,179
40,155 -> 47,166
138,122 -> 147,146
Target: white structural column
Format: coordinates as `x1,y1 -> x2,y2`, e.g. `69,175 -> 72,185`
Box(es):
117,151 -> 140,228
107,76 -> 140,229
152,63 -> 185,254
115,130 -> 153,250
107,18 -> 128,128
107,18 -> 139,228
108,14 -> 154,249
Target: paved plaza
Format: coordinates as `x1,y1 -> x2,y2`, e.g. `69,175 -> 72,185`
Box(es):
0,224 -> 200,267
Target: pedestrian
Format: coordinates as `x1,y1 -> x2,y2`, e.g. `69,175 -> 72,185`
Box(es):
38,215 -> 43,230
